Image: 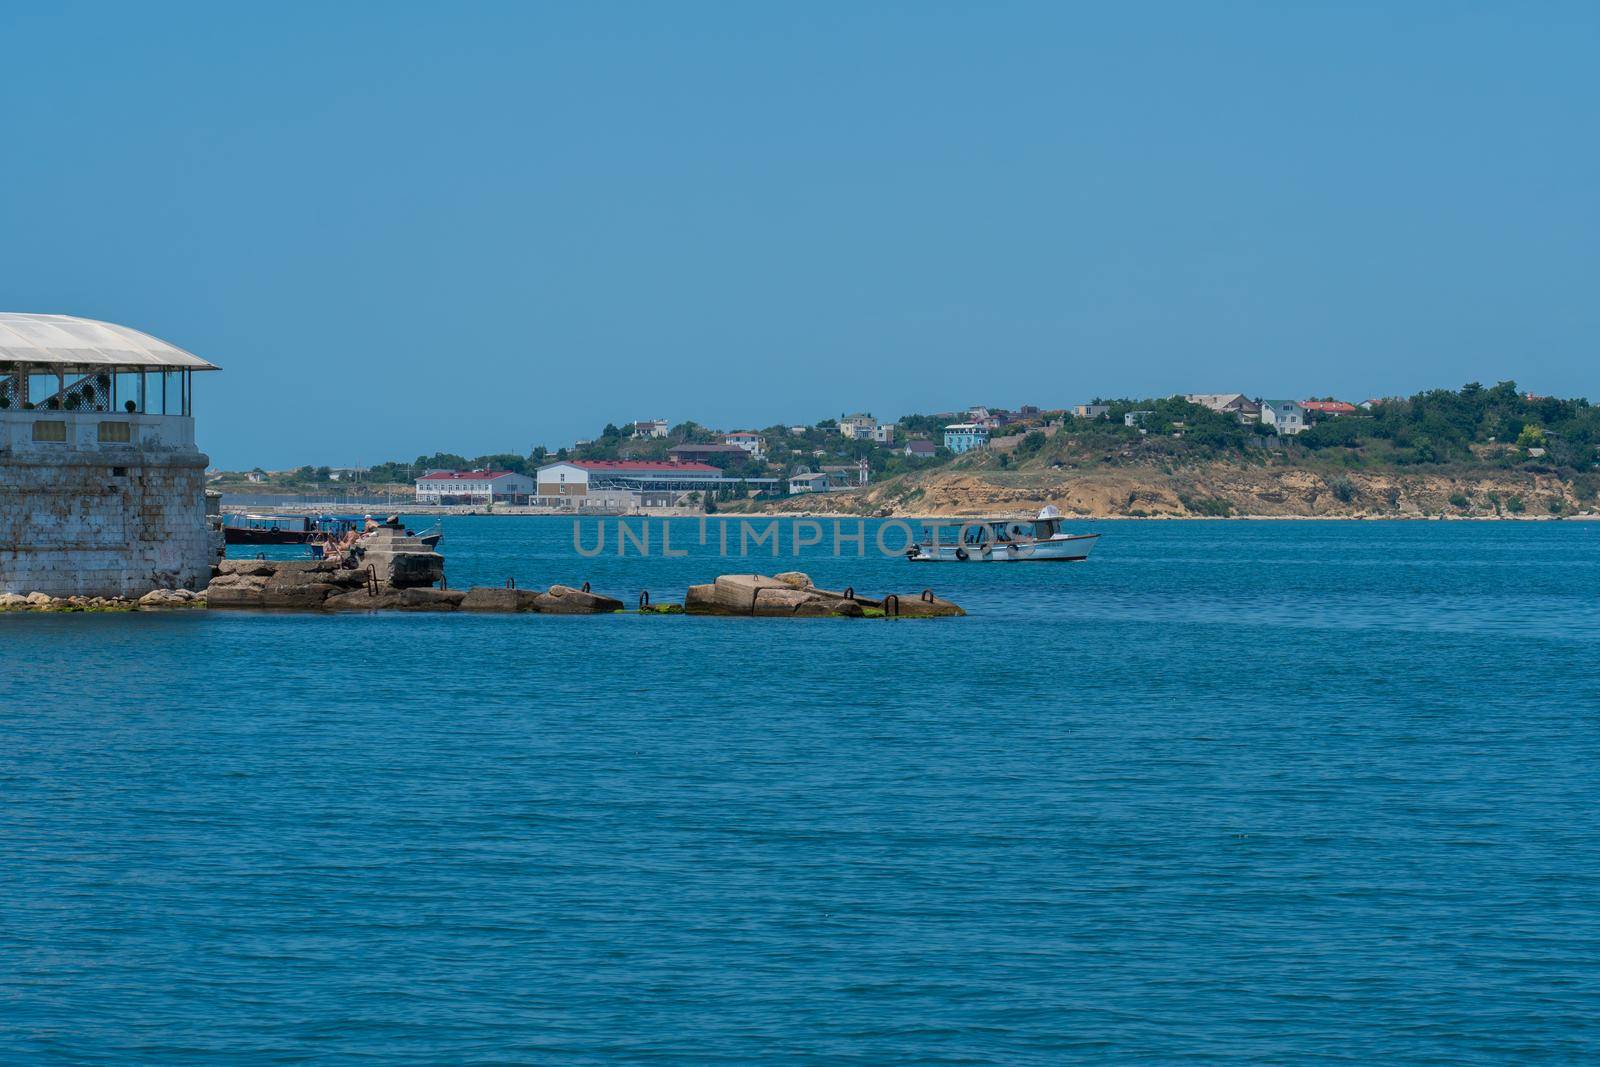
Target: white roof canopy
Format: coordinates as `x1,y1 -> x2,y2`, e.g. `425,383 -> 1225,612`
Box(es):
0,312 -> 217,370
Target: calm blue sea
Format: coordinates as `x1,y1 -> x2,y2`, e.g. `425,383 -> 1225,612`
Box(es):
4,518 -> 1599,1064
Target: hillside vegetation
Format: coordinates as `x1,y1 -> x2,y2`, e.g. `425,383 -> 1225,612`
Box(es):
741,382 -> 1600,519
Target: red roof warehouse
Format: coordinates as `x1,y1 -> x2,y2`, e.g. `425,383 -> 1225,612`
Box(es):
415,468 -> 536,503
419,469 -> 517,481
570,460 -> 719,473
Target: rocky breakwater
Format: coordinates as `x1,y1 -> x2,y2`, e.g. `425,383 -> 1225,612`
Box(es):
205,529 -> 624,614
684,572 -> 964,618
0,589 -> 205,613
204,557 -> 455,610
207,525 -> 458,610
457,584 -> 624,614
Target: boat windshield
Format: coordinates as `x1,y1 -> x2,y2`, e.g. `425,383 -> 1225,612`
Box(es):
921,523 -> 995,546
917,522 -> 1025,545
999,521 -> 1036,541
231,514 -> 308,531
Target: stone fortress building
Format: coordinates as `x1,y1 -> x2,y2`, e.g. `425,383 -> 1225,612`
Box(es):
1,312 -> 219,597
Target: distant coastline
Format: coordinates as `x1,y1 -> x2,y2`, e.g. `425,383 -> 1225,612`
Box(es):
218,501 -> 1596,522
215,383 -> 1599,522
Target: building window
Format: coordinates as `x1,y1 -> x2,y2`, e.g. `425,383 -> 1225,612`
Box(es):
32,420 -> 67,442
98,421 -> 132,443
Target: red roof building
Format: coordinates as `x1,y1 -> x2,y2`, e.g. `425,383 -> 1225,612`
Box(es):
1300,400 -> 1359,417
419,469 -> 516,481
415,468 -> 535,503
570,460 -> 720,473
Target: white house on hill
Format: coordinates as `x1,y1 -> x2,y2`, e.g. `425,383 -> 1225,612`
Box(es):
721,431 -> 766,458
1260,400 -> 1308,435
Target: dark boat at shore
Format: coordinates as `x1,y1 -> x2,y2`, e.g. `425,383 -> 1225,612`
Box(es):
223,514 -> 319,545
223,513 -> 441,547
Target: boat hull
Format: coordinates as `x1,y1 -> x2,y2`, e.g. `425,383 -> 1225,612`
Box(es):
907,533 -> 1099,562
223,527 -> 311,545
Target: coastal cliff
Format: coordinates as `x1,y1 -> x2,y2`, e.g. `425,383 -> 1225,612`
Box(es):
736,457 -> 1596,520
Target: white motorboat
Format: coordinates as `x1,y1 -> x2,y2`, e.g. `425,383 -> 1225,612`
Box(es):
905,506 -> 1099,562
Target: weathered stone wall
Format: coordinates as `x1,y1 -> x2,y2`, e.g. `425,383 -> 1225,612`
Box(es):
0,449 -> 213,597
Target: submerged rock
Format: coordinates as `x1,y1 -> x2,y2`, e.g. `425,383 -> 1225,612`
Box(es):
685,574 -> 913,618
459,587 -> 544,612
533,584 -> 624,614
326,587 -> 467,612
877,591 -> 965,618
458,584 -> 624,614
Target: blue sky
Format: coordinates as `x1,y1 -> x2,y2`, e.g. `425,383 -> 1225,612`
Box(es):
2,2 -> 1595,469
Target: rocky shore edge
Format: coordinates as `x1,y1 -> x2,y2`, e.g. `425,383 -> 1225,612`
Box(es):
203,558 -> 628,613
0,589 -> 204,612
6,538 -> 965,618
207,559 -> 962,617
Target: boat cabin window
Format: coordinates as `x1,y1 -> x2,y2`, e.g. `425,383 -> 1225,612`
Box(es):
1035,519 -> 1057,538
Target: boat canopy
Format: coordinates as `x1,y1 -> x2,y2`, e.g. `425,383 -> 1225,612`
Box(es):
225,514 -> 312,530
918,517 -> 1065,542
